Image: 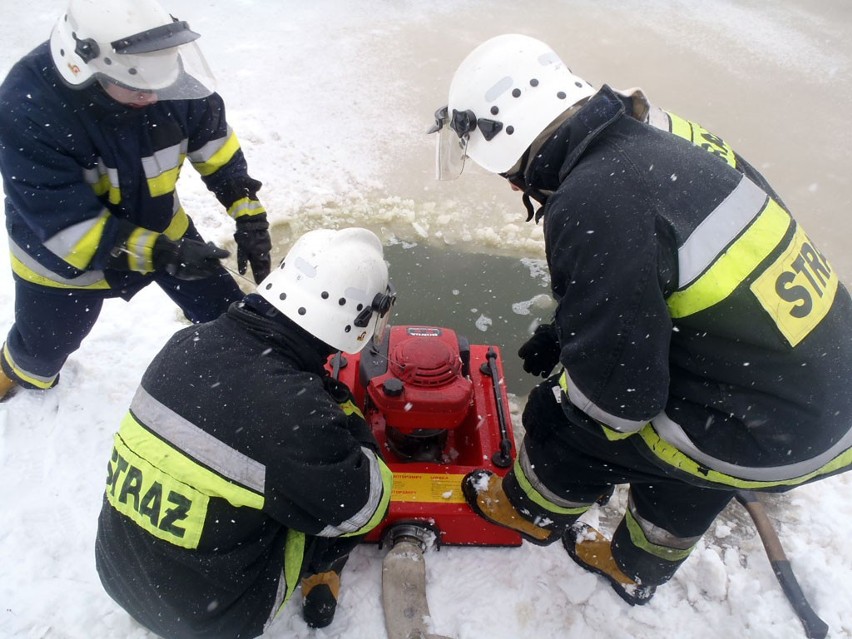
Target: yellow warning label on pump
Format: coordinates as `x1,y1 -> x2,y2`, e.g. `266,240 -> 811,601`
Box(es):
390,472 -> 467,504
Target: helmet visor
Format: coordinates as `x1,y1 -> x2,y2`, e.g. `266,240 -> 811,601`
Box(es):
430,106 -> 467,181
92,42 -> 216,99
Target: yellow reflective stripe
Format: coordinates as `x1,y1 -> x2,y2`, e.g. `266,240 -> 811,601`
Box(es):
637,422 -> 852,489
667,111 -> 693,141
90,172 -> 110,197
191,131 -> 241,176
9,252 -> 109,289
119,413 -> 265,509
339,399 -> 364,420
602,427 -> 635,441
50,213 -> 110,271
667,199 -> 791,318
125,228 -> 159,273
665,111 -> 736,168
342,456 -> 393,537
282,529 -> 306,606
146,165 -> 182,198
84,164 -> 121,204
2,343 -> 56,389
163,207 -> 190,241
513,457 -> 589,516
142,144 -> 187,198
624,508 -> 694,562
228,197 -> 267,220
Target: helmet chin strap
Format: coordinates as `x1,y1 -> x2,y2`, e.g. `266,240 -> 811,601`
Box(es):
522,188 -> 551,223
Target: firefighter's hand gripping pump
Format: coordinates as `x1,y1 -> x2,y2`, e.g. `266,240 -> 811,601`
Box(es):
327,325 -> 521,639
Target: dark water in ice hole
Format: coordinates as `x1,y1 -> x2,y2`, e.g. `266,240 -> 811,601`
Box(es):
380,241 -> 553,400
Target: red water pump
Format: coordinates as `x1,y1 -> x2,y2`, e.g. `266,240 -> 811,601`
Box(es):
328,325 -> 522,547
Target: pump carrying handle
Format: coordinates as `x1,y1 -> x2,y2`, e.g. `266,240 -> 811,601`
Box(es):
480,347 -> 512,468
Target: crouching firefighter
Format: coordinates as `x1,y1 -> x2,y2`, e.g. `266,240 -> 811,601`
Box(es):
431,35 -> 852,606
95,227 -> 396,637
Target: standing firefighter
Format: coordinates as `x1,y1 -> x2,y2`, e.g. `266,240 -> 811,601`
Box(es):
0,0 -> 272,401
431,34 -> 852,604
95,227 -> 396,637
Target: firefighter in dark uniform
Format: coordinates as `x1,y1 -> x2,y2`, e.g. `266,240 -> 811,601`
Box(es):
95,227 -> 396,637
0,0 -> 272,401
430,34 -> 852,604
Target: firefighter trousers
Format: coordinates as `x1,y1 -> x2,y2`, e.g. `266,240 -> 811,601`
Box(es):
1,267 -> 242,390
510,375 -> 734,586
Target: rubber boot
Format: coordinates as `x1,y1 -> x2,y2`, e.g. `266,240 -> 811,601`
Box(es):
462,469 -> 559,546
0,367 -> 17,402
301,569 -> 341,629
563,523 -> 656,606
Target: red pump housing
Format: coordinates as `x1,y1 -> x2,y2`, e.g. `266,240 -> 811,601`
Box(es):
328,325 -> 522,547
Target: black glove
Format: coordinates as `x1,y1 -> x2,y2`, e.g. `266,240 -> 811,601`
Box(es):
323,376 -> 355,404
153,236 -> 230,281
323,376 -> 381,453
518,322 -> 561,378
234,214 -> 272,284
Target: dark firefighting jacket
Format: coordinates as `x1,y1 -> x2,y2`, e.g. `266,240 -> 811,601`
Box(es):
95,296 -> 392,639
0,42 -> 265,293
529,85 -> 852,490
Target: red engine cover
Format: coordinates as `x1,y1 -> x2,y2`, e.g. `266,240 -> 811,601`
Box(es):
367,327 -> 473,432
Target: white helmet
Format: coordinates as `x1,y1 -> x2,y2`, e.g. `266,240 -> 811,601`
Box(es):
431,34 -> 596,177
257,228 -> 395,354
49,0 -> 216,99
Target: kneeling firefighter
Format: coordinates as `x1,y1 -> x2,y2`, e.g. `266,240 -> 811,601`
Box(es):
95,227 -> 396,637
430,34 -> 852,606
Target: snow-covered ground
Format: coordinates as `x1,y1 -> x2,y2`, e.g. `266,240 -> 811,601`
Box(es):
1,1 -> 851,638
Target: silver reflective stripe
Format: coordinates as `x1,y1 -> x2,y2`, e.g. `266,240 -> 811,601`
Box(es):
187,126 -> 233,163
652,412 -> 852,481
82,162 -> 119,189
627,493 -> 700,550
141,141 -> 187,178
646,105 -> 671,131
9,238 -> 106,286
130,385 -> 266,493
678,176 -> 768,288
563,370 -> 649,434
42,210 -> 110,261
264,573 -> 288,631
518,443 -> 590,509
317,447 -> 384,537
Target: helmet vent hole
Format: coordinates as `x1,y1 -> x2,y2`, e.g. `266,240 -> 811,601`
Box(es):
356,303 -> 364,311
265,283 -> 273,290
104,58 -> 112,65
557,91 -> 567,99
298,307 -> 307,315
338,298 -> 346,306
60,49 -> 65,56
278,292 -> 286,301
506,126 -> 515,135
490,106 -> 499,115
321,291 -> 329,299
575,81 -> 583,88
512,88 -> 521,98
128,68 -> 138,76
530,78 -> 539,87
344,325 -> 352,333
